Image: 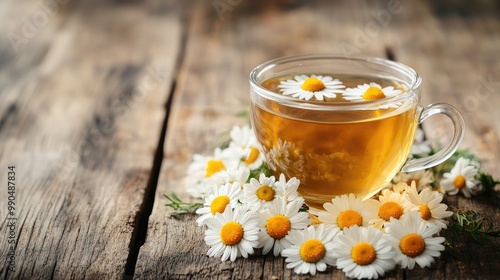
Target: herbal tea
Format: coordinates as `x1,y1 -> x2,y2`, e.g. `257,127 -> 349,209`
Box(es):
251,75 -> 418,209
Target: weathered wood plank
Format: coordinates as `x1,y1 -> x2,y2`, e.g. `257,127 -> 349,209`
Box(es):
0,0 -> 181,278
136,0 -> 500,279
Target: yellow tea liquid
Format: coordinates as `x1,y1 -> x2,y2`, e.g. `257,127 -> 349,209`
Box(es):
251,75 -> 418,209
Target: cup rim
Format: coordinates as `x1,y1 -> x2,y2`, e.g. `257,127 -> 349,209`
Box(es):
249,54 -> 422,111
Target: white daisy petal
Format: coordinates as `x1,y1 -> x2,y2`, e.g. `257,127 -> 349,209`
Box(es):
365,189 -> 411,230
385,212 -> 445,269
282,224 -> 337,276
402,183 -> 453,230
203,205 -> 259,262
341,82 -> 402,108
333,226 -> 396,279
441,157 -> 479,198
317,194 -> 376,233
278,74 -> 344,101
258,196 -> 311,256
244,174 -> 283,211
196,182 -> 243,226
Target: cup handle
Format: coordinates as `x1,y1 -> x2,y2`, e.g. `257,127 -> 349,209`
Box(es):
401,103 -> 465,173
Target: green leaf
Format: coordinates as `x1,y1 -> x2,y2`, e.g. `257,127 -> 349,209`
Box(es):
164,193 -> 203,216
477,172 -> 500,192
451,208 -> 500,244
248,163 -> 273,181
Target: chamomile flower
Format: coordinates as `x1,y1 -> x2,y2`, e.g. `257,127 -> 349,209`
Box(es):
403,183 -> 453,230
441,157 -> 479,198
317,193 -> 375,231
392,169 -> 434,192
384,211 -> 445,269
366,189 -> 410,230
186,179 -> 218,199
278,74 -> 345,101
229,125 -> 256,148
409,127 -> 432,157
228,125 -> 265,170
389,182 -> 410,194
282,224 -> 337,276
188,148 -> 239,180
196,182 -> 243,226
211,166 -> 250,187
275,173 -> 302,204
244,173 -> 283,211
266,139 -> 304,174
265,139 -> 291,172
342,82 -> 401,106
333,226 -> 396,279
258,197 -> 311,256
204,205 -> 260,262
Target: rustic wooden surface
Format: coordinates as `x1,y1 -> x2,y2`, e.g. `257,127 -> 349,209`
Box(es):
0,0 -> 499,279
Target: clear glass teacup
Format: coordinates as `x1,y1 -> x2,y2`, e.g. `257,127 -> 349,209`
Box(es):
249,55 -> 464,209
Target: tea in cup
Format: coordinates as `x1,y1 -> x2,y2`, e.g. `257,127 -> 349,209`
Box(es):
249,55 -> 464,209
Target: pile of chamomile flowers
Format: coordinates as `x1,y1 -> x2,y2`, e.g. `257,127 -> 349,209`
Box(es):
185,125 -> 471,279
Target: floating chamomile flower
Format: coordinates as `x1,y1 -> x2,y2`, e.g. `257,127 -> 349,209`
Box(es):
228,125 -> 264,170
244,173 -> 283,211
278,74 -> 345,101
258,197 -> 311,256
196,182 -> 243,226
275,173 -> 302,204
441,157 -> 479,198
266,139 -> 304,174
366,189 -> 410,230
403,183 -> 453,230
317,193 -> 375,231
392,169 -> 434,192
266,139 -> 291,172
384,212 -> 445,269
333,226 -> 396,279
342,82 -> 401,107
282,224 -> 337,276
204,205 -> 260,262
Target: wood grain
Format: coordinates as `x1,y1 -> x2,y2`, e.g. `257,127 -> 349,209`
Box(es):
135,0 -> 500,279
0,0 -> 498,279
0,0 -> 180,278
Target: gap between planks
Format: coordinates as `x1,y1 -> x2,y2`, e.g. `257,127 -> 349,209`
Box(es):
123,30 -> 189,280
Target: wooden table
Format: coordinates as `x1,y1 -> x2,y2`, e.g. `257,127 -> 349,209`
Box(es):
1,0 -> 499,279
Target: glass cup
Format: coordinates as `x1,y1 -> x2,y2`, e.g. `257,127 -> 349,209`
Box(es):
249,55 -> 464,209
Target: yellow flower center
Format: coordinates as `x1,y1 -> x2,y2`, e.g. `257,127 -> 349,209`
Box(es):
362,86 -> 386,100
210,195 -> 230,215
300,239 -> 326,263
244,147 -> 260,165
453,175 -> 466,189
378,201 -> 404,221
301,77 -> 326,92
266,215 -> 291,239
337,209 -> 363,230
419,204 -> 432,220
256,185 -> 276,201
205,159 -> 226,177
220,221 -> 244,246
400,233 -> 426,257
351,242 -> 377,265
